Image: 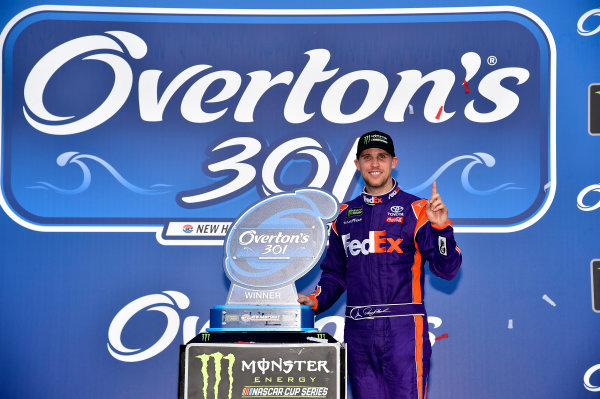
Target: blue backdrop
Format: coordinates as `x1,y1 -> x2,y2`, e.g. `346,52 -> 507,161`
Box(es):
0,1 -> 599,398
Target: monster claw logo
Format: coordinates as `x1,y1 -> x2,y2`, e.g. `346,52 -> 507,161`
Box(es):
201,333 -> 210,342
196,352 -> 236,399
317,333 -> 326,340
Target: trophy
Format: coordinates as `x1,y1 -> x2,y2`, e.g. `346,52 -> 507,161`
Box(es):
208,188 -> 338,331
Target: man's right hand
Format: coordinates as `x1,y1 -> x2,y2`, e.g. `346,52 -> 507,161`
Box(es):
297,294 -> 316,307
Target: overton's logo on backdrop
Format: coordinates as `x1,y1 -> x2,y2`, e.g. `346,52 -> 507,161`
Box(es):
107,291 -> 446,362
24,32 -> 529,135
0,7 -> 555,236
106,291 -> 203,362
578,9 -> 600,36
584,364 -> 600,392
577,183 -> 600,211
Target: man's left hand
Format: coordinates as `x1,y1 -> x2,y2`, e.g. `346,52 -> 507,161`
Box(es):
426,181 -> 448,227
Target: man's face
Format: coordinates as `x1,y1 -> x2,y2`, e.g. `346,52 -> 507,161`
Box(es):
354,148 -> 398,195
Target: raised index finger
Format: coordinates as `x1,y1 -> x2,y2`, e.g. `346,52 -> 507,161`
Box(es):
432,181 -> 437,196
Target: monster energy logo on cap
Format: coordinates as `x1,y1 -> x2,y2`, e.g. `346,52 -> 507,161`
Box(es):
195,352 -> 236,399
356,130 -> 395,158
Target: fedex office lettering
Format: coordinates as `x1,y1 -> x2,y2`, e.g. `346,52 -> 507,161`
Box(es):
342,231 -> 403,256
23,31 -> 530,135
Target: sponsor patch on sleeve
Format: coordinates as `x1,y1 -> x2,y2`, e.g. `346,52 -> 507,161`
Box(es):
438,236 -> 448,256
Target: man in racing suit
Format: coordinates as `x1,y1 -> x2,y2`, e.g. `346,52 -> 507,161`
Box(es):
298,131 -> 462,399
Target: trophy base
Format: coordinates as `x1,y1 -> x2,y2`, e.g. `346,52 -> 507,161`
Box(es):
208,305 -> 316,331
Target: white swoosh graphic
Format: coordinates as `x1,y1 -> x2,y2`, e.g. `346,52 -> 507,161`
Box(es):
27,151 -> 171,195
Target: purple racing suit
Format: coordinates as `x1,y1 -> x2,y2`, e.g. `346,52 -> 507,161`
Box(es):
307,180 -> 462,399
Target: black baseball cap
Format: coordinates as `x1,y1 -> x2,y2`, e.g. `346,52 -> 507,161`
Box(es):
356,130 -> 395,158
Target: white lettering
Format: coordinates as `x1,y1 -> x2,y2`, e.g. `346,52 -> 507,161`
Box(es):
242,360 -> 256,373
23,32 -> 530,135
343,233 -> 374,256
24,31 -> 146,135
241,358 -> 330,374
464,67 -> 529,123
348,239 -> 362,256
261,137 -> 331,195
181,70 -> 242,122
179,137 -> 261,204
322,70 -> 388,123
138,65 -> 210,121
283,49 -> 339,123
244,291 -> 281,299
238,230 -> 310,245
385,69 -> 455,123
234,71 -> 294,122
239,230 -> 257,245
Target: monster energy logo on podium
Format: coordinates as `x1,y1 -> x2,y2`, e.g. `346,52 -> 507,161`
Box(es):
185,344 -> 341,399
195,352 -> 236,399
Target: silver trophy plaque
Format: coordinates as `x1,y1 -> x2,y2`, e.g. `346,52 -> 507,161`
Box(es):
209,188 -> 338,331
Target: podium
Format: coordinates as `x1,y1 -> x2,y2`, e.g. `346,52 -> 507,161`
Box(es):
178,331 -> 346,399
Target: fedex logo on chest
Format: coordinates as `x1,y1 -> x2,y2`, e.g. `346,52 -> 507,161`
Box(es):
342,230 -> 403,256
